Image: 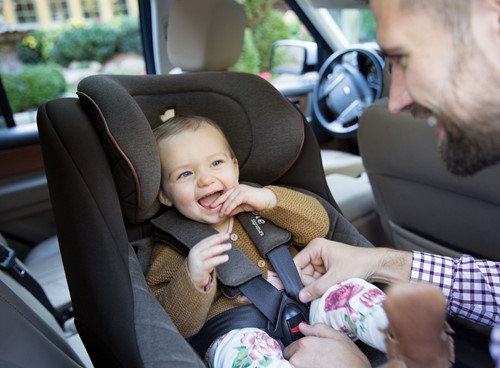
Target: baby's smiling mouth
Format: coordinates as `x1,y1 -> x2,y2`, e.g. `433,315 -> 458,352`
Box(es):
198,191 -> 223,209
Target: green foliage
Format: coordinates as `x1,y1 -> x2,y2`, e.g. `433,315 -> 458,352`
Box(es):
17,30 -> 47,64
3,64 -> 66,113
230,28 -> 260,74
49,23 -> 117,66
360,10 -> 376,42
253,9 -> 290,71
237,0 -> 307,73
116,19 -> 143,54
48,20 -> 141,66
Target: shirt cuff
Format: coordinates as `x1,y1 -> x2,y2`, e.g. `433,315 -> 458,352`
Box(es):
410,251 -> 455,303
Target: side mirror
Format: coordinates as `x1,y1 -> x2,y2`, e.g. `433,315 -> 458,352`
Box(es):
270,40 -> 318,76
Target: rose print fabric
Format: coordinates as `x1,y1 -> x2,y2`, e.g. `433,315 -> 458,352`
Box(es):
208,278 -> 389,367
209,328 -> 293,368
310,278 -> 388,352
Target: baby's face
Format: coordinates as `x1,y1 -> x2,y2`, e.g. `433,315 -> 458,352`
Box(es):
157,124 -> 239,225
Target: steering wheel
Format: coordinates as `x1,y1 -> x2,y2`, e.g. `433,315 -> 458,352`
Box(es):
312,46 -> 384,137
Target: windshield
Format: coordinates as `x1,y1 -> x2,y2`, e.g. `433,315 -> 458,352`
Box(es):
328,9 -> 376,44
295,0 -> 377,49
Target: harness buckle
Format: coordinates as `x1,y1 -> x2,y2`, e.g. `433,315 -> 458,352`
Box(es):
0,243 -> 16,270
268,291 -> 309,346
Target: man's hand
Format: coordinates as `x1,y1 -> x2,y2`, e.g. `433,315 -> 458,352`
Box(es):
294,238 -> 412,303
284,323 -> 370,368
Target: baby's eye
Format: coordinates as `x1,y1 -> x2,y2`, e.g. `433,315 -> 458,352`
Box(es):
178,171 -> 192,179
211,160 -> 223,167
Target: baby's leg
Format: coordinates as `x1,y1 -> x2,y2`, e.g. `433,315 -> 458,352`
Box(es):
209,327 -> 293,368
309,278 -> 388,352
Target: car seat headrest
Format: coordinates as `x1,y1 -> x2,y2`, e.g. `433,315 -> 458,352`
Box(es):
167,0 -> 245,72
77,73 -> 305,224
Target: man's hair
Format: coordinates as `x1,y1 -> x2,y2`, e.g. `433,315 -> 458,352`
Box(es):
153,115 -> 236,159
399,0 -> 471,44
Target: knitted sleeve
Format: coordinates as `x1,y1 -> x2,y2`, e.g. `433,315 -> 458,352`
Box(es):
146,243 -> 217,337
259,185 -> 330,247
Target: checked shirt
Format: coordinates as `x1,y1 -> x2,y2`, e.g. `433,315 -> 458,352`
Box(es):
410,251 -> 499,367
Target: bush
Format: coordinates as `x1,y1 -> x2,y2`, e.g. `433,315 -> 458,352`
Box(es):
116,19 -> 143,54
48,20 -> 142,66
230,28 -> 260,74
3,64 -> 66,113
253,9 -> 290,72
17,31 -> 46,64
50,23 -> 119,66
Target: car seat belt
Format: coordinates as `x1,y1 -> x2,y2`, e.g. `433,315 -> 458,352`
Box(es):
237,211 -> 304,301
0,240 -> 70,327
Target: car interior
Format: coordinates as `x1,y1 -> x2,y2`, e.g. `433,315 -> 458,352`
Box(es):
0,0 -> 497,367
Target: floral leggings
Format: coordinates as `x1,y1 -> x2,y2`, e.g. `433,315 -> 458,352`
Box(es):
208,278 -> 388,368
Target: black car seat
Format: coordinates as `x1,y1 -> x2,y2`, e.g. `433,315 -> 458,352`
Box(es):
36,71 -> 375,367
358,98 -> 500,262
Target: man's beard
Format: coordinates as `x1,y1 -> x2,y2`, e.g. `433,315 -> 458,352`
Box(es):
438,114 -> 500,177
408,103 -> 500,176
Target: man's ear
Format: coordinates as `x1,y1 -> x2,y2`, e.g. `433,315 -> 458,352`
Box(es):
158,190 -> 172,207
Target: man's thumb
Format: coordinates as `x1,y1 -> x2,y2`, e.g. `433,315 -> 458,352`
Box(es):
299,276 -> 330,303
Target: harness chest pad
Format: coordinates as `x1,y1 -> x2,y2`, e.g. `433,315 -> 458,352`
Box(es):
150,209 -> 262,288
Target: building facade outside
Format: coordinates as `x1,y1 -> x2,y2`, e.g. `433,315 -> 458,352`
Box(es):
1,0 -> 138,31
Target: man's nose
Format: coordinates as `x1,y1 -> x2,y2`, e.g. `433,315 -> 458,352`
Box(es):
387,67 -> 414,113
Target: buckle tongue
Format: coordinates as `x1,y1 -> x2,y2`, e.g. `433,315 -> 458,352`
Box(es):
0,244 -> 15,270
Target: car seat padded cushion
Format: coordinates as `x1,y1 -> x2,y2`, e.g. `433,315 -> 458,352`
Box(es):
77,73 -> 305,224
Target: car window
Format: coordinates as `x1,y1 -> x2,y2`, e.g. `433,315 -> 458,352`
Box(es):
0,0 -> 145,130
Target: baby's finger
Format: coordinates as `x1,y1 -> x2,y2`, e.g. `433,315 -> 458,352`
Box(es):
198,241 -> 232,260
202,254 -> 230,270
210,189 -> 232,208
220,189 -> 246,215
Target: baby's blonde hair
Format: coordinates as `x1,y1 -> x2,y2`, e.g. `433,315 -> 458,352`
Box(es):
153,115 -> 236,159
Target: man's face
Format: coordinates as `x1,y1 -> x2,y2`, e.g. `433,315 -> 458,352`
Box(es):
371,0 -> 500,176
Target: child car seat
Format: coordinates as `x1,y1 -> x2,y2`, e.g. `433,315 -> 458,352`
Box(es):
37,72 -> 373,367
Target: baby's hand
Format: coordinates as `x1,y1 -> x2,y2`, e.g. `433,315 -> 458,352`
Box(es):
188,233 -> 231,290
213,184 -> 277,216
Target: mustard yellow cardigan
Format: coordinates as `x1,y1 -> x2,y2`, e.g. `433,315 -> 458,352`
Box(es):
146,186 -> 329,338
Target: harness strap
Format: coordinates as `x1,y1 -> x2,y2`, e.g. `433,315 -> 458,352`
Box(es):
239,276 -> 282,323
267,246 -> 303,301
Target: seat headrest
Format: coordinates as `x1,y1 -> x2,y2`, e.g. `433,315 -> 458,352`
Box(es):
77,73 -> 305,224
167,0 -> 246,71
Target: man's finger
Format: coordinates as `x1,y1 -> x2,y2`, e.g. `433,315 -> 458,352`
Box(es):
298,272 -> 337,303
299,323 -> 340,339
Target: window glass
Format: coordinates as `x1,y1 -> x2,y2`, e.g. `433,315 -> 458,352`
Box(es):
81,0 -> 99,19
49,0 -> 70,22
328,9 -> 376,44
112,0 -> 129,16
0,0 -> 144,130
15,0 -> 38,24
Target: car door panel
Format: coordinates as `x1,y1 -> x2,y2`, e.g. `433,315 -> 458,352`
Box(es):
0,124 -> 55,258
